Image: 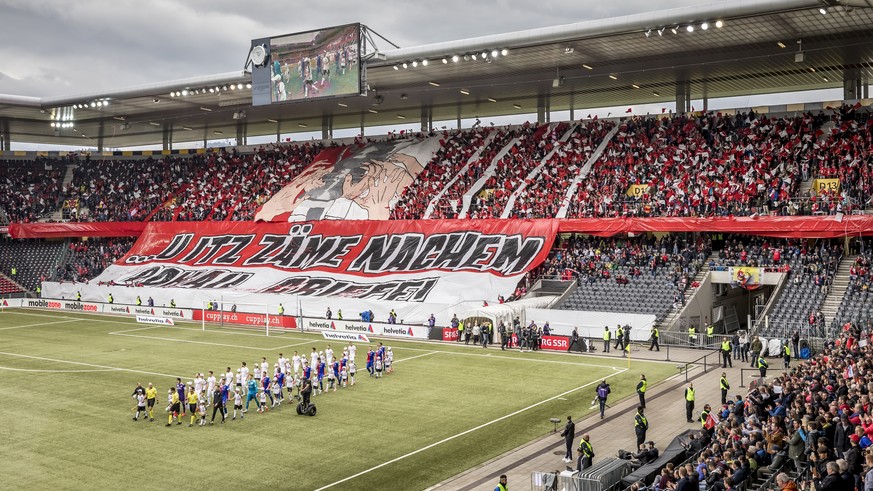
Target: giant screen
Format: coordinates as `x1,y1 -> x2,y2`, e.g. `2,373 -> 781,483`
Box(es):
251,24 -> 361,106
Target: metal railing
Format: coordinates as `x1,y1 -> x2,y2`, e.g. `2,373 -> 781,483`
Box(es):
679,350 -> 722,382
532,458 -> 631,491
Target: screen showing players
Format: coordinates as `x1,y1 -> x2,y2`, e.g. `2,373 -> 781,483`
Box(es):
266,24 -> 361,103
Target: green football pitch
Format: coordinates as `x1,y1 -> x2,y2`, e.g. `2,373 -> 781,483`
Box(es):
0,308 -> 675,490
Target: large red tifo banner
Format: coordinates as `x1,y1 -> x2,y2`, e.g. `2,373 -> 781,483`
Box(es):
11,215 -> 873,240
90,220 -> 557,304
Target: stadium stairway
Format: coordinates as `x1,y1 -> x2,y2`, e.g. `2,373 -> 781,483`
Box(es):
459,123 -> 554,218
423,131 -> 497,219
48,164 -> 79,222
820,254 -> 856,329
500,123 -> 579,218
659,252 -> 718,333
556,124 -> 620,218
457,135 -> 522,218
426,347 -> 733,491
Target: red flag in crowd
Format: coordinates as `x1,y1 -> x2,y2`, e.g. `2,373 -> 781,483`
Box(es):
705,411 -> 720,430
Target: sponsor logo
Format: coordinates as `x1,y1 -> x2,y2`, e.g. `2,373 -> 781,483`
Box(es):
27,299 -> 61,309
62,302 -> 99,312
307,320 -> 334,330
442,328 -> 460,341
322,331 -> 370,343
2,300 -> 7,307
109,306 -> 131,314
539,335 -> 570,350
383,326 -> 413,337
338,323 -> 371,333
134,307 -> 156,315
135,315 -> 175,326
160,309 -> 184,318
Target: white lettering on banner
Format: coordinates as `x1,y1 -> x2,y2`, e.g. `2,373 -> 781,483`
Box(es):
321,331 -> 370,343
136,315 -> 175,326
300,317 -> 427,339
88,220 -> 557,305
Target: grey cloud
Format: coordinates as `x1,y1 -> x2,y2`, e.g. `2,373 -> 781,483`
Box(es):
0,0 -> 724,97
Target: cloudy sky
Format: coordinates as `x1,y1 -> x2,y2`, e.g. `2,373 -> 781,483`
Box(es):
0,0 -> 720,97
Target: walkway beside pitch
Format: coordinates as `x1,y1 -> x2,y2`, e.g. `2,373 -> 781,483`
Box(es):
426,345 -> 759,491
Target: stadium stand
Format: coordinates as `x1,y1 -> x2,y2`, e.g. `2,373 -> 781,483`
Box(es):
56,238 -> 137,283
721,237 -> 844,340
427,123 -> 538,219
0,159 -> 64,223
832,240 -> 873,333
529,234 -> 710,322
0,276 -> 25,296
391,127 -> 493,220
61,143 -> 326,222
810,106 -> 873,214
564,112 -> 820,218
0,239 -> 66,292
508,120 -> 615,219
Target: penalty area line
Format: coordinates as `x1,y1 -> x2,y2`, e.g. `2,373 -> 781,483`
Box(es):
314,368 -> 628,491
0,351 -> 186,379
0,318 -> 85,331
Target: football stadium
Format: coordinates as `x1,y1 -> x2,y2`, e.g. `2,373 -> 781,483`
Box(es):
1,1 -> 873,489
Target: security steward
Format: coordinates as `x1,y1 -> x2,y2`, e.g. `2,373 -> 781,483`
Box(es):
108,293 -> 114,304
603,326 -> 611,353
684,383 -> 696,422
706,323 -> 715,347
757,354 -> 769,378
721,338 -> 733,368
577,434 -> 595,471
636,374 -> 648,408
719,372 -> 730,405
649,326 -> 660,351
634,406 -> 648,447
688,326 -> 697,346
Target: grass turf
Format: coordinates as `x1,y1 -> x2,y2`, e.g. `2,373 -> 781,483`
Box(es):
0,309 -> 676,490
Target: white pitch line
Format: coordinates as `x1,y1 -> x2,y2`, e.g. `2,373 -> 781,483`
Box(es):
0,351 -> 185,379
109,332 -> 285,351
0,365 -> 119,373
392,351 -> 438,363
0,318 -> 84,331
314,368 -> 629,491
394,345 -> 622,369
107,326 -> 161,335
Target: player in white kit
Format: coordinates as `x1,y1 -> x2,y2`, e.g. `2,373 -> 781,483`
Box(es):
292,352 -> 301,376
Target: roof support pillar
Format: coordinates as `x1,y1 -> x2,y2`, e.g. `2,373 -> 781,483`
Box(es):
537,94 -> 549,123
569,92 -> 575,121
675,81 -> 691,114
322,114 -> 333,140
236,120 -> 246,146
1,119 -> 9,151
97,121 -> 105,153
162,123 -> 172,151
457,105 -> 462,129
360,113 -> 365,137
843,68 -> 865,101
420,106 -> 432,133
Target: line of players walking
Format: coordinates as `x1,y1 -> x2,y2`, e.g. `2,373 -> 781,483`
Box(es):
129,342 -> 394,427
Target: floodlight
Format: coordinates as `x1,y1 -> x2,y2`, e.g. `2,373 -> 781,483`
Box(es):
452,55 -> 459,62
686,25 -> 694,32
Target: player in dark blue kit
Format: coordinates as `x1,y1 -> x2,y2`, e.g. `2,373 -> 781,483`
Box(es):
275,371 -> 285,402
316,358 -> 326,394
366,348 -> 375,376
262,373 -> 273,406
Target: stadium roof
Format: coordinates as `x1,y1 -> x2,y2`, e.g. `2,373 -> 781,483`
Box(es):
1,0 -> 871,149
